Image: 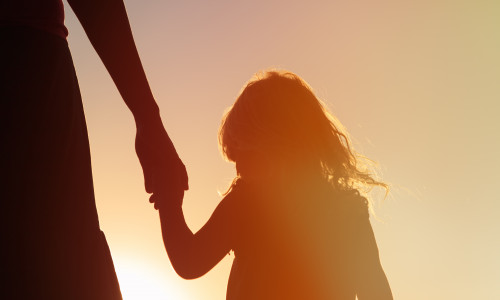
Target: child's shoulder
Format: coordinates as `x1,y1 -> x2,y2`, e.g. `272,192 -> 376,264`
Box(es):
220,178 -> 272,217
219,178 -> 253,208
223,178 -> 249,198
337,189 -> 369,218
321,187 -> 369,220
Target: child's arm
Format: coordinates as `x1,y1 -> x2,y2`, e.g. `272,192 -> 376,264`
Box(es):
155,190 -> 234,279
355,217 -> 393,300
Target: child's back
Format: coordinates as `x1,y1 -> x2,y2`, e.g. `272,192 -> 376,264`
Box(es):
222,177 -> 370,299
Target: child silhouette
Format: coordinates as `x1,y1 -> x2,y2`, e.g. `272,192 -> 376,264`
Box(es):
153,71 -> 393,299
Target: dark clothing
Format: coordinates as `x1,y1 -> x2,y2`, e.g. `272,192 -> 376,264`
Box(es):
0,0 -> 67,39
214,179 -> 370,300
1,26 -> 121,299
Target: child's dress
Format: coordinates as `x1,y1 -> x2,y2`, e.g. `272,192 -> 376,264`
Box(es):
218,179 -> 372,300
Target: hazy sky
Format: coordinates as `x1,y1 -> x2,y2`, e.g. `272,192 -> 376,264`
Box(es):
64,1 -> 500,299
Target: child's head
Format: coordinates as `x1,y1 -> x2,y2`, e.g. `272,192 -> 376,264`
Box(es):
219,70 -> 386,192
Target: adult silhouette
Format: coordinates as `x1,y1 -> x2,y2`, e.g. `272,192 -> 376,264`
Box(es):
1,0 -> 187,299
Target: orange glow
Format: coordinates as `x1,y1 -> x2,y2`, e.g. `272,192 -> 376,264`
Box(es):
65,0 -> 500,299
113,255 -> 192,300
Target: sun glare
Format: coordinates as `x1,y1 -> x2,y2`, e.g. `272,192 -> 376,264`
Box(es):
114,257 -> 189,300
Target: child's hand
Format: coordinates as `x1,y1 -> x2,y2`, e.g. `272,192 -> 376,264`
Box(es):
149,186 -> 184,210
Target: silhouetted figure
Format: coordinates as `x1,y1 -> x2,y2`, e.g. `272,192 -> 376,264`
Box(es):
153,71 -> 393,299
1,0 -> 187,299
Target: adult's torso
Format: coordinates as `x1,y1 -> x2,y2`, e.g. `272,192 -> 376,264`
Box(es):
0,0 -> 68,39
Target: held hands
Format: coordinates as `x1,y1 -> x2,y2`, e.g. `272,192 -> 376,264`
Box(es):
149,187 -> 184,210
135,112 -> 188,208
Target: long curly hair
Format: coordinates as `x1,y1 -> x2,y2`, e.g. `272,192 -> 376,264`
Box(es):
219,70 -> 387,197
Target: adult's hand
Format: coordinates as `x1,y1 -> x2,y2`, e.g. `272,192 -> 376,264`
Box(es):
135,113 -> 188,199
68,0 -> 188,197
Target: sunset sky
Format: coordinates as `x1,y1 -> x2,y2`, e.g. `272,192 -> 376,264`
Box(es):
64,0 -> 499,299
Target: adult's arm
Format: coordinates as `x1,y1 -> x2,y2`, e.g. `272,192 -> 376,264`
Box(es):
67,0 -> 188,193
154,191 -> 233,279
